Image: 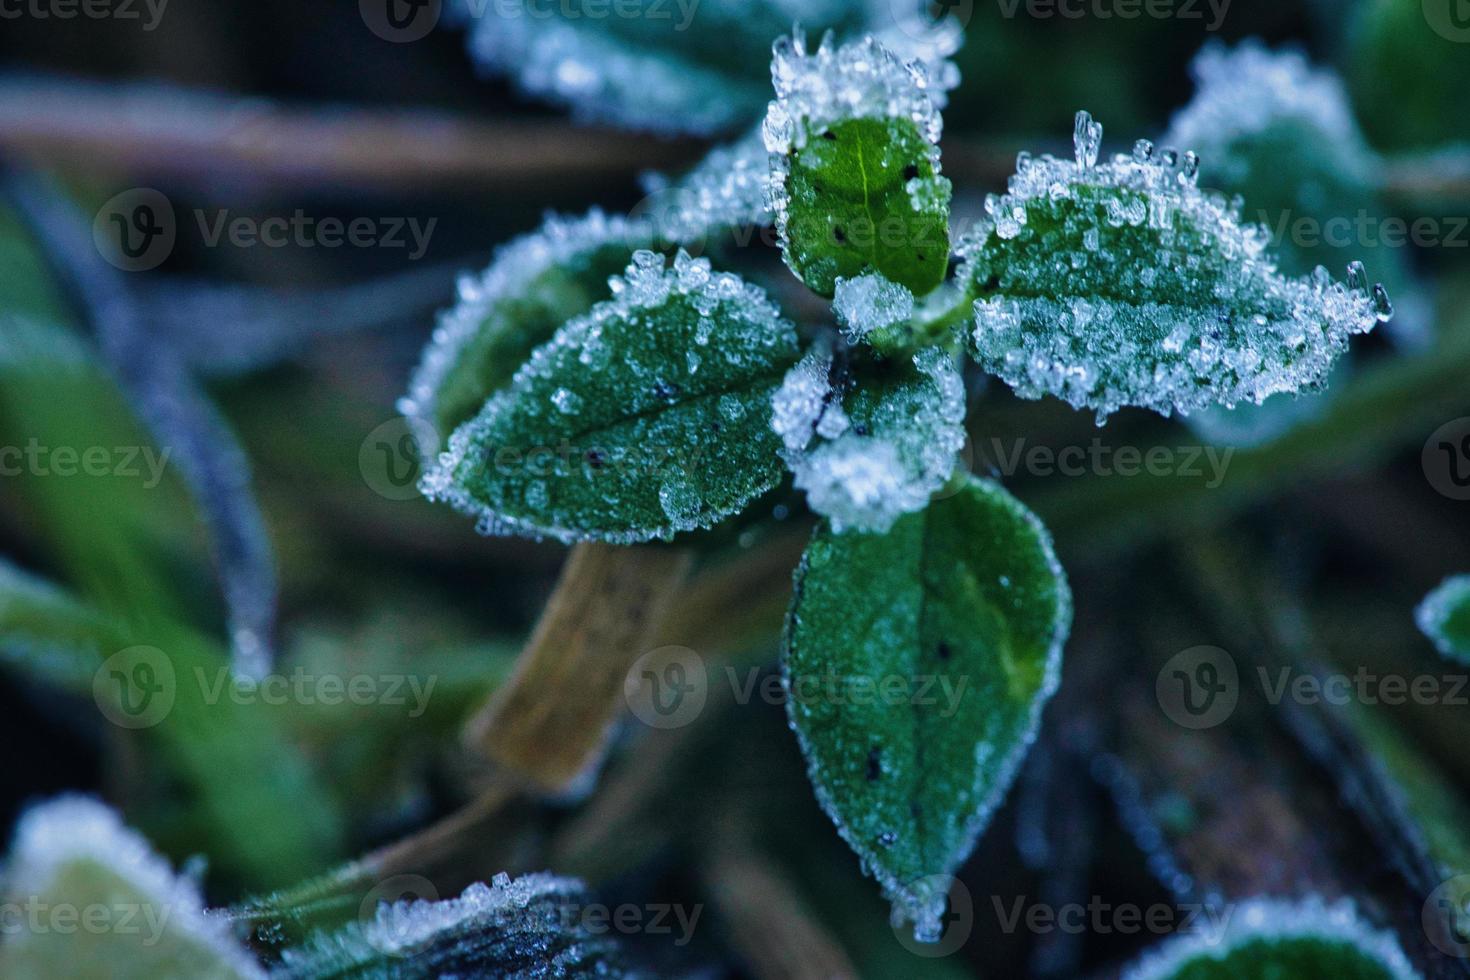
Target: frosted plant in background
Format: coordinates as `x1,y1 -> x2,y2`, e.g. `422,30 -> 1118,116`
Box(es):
636,129 -> 774,246
411,19 -> 1394,943
1417,575 -> 1470,663
1121,897 -> 1417,980
451,0 -> 954,137
0,797 -> 264,979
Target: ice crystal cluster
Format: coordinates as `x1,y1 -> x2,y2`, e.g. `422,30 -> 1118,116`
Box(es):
832,272 -> 915,344
279,872 -> 628,978
961,111 -> 1390,422
773,344 -> 964,533
1122,897 -> 1417,980
1416,575 -> 1470,663
1,797 -> 264,979
422,249 -> 798,543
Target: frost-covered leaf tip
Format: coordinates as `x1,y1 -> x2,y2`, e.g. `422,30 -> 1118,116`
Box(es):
764,30 -> 954,297
422,250 -> 799,544
784,475 -> 1070,940
1416,575 -> 1470,663
960,111 -> 1391,422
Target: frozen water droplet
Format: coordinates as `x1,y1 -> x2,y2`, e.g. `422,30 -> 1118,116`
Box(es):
1074,110 -> 1103,169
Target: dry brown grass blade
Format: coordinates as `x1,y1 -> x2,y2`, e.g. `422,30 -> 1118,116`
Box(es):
465,542 -> 692,795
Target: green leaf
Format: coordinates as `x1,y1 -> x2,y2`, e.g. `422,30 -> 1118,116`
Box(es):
783,474 -> 1070,939
1121,897 -> 1416,980
765,33 -> 953,298
0,797 -> 265,980
1417,574 -> 1470,662
403,210 -> 649,441
772,345 -> 965,533
424,250 -> 800,543
960,111 -> 1389,422
276,873 -> 629,979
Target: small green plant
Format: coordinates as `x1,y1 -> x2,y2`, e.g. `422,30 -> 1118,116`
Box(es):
407,27 -> 1389,939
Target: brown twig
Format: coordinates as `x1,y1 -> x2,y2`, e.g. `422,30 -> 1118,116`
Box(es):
0,73 -> 705,191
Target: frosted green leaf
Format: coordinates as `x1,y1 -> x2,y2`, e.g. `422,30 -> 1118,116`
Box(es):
0,797 -> 265,980
401,209 -> 649,441
1122,897 -> 1417,980
784,474 -> 1070,940
423,250 -> 799,543
277,873 -> 628,979
764,31 -> 953,297
773,344 -> 965,533
960,111 -> 1389,422
1417,575 -> 1470,663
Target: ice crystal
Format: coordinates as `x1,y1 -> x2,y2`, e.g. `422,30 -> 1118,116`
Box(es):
774,346 -> 965,533
1417,575 -> 1470,663
832,273 -> 915,344
960,111 -> 1386,422
1,796 -> 264,979
278,873 -> 629,978
1122,896 -> 1416,980
400,208 -> 648,440
423,250 -> 799,544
